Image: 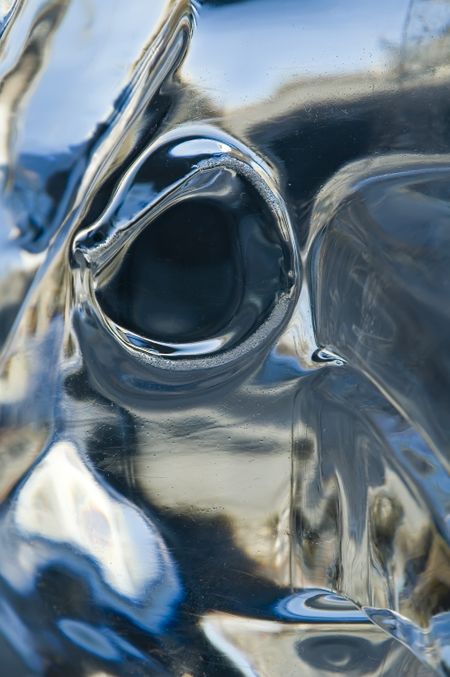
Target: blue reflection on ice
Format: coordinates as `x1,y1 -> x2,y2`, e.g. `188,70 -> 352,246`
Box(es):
0,440 -> 181,634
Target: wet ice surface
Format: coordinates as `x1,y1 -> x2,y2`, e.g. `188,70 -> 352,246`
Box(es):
0,0 -> 450,675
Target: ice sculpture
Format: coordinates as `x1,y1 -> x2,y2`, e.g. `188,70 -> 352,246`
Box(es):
0,0 -> 449,675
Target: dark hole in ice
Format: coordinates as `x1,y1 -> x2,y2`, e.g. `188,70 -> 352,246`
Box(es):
95,182 -> 291,350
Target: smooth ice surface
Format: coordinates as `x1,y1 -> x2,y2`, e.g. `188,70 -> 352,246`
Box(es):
0,0 -> 450,675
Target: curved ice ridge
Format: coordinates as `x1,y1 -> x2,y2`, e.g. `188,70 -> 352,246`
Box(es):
302,154 -> 450,675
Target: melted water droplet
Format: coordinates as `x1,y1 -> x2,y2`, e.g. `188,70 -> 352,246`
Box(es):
311,347 -> 346,367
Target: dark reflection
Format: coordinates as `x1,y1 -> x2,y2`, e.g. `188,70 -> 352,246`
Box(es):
0,576 -> 172,677
296,635 -> 377,673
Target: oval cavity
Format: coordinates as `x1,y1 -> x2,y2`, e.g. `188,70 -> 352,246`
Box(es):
94,168 -> 293,356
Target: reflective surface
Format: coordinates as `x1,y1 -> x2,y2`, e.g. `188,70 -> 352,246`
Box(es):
0,0 -> 450,675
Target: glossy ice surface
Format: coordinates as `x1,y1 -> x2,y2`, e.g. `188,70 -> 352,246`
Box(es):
0,0 -> 449,675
